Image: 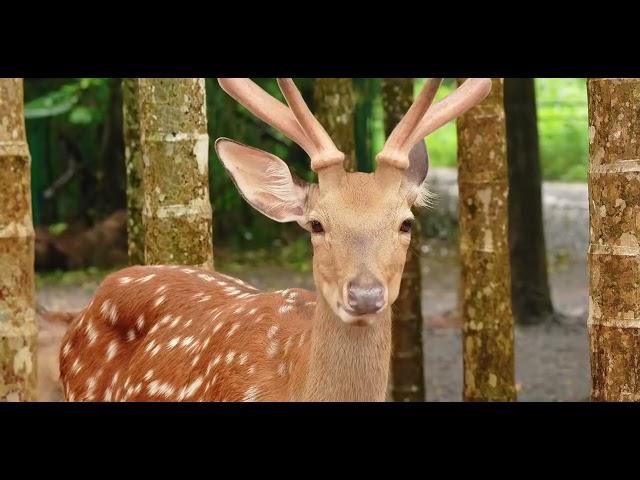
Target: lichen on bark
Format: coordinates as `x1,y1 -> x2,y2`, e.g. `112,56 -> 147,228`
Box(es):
0,78 -> 38,401
313,78 -> 357,172
382,78 -> 426,402
122,78 -> 145,265
139,78 -> 214,269
456,78 -> 516,402
587,78 -> 640,401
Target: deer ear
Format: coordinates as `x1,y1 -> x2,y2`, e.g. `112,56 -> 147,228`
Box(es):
402,141 -> 430,206
215,138 -> 310,223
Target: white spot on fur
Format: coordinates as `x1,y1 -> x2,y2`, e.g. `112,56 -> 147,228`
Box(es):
168,337 -> 181,349
284,336 -> 293,354
147,380 -> 175,398
71,358 -> 82,375
153,295 -> 166,308
278,304 -> 293,314
126,329 -> 136,342
145,339 -> 157,353
179,376 -> 204,400
144,370 -> 154,381
85,321 -> 98,345
248,364 -> 256,376
239,352 -> 249,366
100,300 -> 118,325
266,340 -> 279,358
106,341 -> 118,361
213,322 -> 224,334
131,316 -> 143,333
267,324 -> 279,339
62,342 -> 71,357
225,351 -> 236,364
136,273 -> 156,284
119,276 -> 133,285
227,323 -> 240,338
243,386 -> 260,402
155,285 -> 167,294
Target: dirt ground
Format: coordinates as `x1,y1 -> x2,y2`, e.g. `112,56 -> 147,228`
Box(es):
36,242 -> 590,402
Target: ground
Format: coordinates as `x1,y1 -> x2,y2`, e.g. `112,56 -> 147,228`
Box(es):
36,240 -> 590,402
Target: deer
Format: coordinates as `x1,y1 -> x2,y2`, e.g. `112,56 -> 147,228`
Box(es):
59,77 -> 492,402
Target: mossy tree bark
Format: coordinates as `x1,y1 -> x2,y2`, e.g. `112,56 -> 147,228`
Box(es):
382,78 -> 425,402
122,79 -> 145,265
504,78 -> 555,325
587,78 -> 640,401
313,78 -> 356,172
456,78 -> 516,402
0,79 -> 37,401
139,78 -> 214,269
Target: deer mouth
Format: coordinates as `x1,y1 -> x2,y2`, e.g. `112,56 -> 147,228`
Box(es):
336,302 -> 377,327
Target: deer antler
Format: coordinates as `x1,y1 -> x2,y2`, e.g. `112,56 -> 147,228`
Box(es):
218,78 -> 345,172
377,78 -> 492,170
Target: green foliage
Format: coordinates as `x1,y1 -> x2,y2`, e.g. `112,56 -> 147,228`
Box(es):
25,78 -> 110,126
536,78 -> 588,182
36,266 -> 117,289
48,222 -> 68,235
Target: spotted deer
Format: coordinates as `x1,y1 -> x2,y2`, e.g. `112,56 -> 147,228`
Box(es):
59,78 -> 491,402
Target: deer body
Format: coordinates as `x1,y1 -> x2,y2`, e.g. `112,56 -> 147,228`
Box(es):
59,265 -> 391,401
60,77 -> 491,402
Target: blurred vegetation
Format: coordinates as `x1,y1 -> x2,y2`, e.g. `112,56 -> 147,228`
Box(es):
24,78 -> 588,259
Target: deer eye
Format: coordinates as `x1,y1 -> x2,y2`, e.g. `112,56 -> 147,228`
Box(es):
310,220 -> 324,234
400,219 -> 413,233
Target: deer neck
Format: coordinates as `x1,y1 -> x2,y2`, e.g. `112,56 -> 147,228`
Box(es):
298,295 -> 391,402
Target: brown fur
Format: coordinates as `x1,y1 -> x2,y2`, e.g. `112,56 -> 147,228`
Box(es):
60,266 -> 318,401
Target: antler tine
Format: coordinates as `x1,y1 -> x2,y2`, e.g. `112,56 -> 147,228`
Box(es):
217,78 -> 316,157
277,78 -> 345,171
376,78 -> 492,172
406,78 -> 492,147
377,78 -> 442,169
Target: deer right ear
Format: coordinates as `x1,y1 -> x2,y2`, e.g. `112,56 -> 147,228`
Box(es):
215,139 -> 311,223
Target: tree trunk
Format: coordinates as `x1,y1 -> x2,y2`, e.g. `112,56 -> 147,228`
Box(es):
313,78 -> 356,172
456,78 -> 516,402
138,78 -> 214,269
122,79 -> 145,265
587,78 -> 640,401
504,78 -> 555,325
0,79 -> 38,401
381,78 -> 426,402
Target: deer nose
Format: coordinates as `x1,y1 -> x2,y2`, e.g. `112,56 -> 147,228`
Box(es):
347,278 -> 386,315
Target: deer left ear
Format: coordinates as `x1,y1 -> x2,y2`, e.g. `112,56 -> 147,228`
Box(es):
215,138 -> 311,223
402,141 -> 430,206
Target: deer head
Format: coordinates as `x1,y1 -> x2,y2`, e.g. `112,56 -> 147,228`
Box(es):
215,78 -> 491,327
